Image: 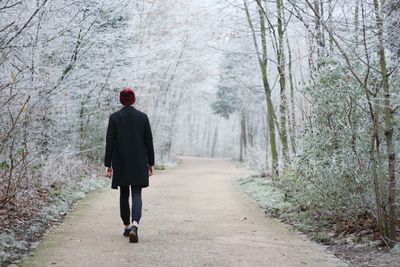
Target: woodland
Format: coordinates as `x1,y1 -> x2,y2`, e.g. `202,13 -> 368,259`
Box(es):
0,0 -> 399,265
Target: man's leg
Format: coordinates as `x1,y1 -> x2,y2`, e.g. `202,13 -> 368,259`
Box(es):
129,186 -> 142,243
131,186 -> 142,225
119,185 -> 131,227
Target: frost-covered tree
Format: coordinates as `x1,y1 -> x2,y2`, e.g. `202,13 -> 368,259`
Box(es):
224,0 -> 400,244
0,0 -> 135,206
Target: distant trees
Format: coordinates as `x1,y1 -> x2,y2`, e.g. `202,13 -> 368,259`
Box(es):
212,43 -> 246,161
128,0 -> 226,163
211,27 -> 267,163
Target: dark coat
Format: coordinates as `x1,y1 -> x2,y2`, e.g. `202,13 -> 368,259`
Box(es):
104,106 -> 155,189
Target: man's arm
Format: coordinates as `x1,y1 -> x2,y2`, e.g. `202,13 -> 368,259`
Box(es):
104,115 -> 116,169
144,115 -> 155,170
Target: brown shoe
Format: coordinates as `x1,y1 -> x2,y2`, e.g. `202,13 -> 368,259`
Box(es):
129,226 -> 138,243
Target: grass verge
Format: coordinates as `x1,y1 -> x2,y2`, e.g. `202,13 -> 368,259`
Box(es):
0,175 -> 108,266
237,174 -> 400,267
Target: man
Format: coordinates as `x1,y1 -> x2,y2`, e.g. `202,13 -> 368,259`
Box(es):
104,87 -> 155,243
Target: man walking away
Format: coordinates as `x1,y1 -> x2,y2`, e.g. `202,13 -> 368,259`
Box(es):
104,87 -> 155,243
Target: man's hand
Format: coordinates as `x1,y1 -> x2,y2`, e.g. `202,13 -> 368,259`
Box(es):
105,167 -> 112,178
148,165 -> 154,177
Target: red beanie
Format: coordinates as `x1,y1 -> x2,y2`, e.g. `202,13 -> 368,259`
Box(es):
120,87 -> 135,106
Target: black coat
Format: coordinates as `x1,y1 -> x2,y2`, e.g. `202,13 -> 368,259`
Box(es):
104,106 -> 155,189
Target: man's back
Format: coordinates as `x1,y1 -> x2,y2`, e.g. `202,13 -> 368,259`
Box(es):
105,106 -> 154,189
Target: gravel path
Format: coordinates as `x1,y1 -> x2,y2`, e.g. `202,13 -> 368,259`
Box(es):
23,157 -> 349,267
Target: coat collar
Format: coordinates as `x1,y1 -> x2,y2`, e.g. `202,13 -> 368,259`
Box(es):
121,106 -> 135,110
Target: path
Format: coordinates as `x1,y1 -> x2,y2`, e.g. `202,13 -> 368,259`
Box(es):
23,157 -> 348,267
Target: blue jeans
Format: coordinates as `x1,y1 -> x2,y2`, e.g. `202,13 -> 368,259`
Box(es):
120,186 -> 142,225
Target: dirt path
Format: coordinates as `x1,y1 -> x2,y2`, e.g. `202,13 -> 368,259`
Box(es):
23,157 -> 348,267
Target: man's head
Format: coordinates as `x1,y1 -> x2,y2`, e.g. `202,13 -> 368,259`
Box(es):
120,87 -> 135,106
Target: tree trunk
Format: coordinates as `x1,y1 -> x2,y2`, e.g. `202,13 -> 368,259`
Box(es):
286,34 -> 297,156
211,126 -> 218,158
313,0 -> 325,61
328,0 -> 334,52
244,0 -> 279,177
369,108 -> 385,236
354,0 -> 360,45
276,0 -> 289,165
373,0 -> 397,245
239,109 -> 247,162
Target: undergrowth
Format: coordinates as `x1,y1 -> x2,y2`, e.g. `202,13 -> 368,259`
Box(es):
237,174 -> 398,249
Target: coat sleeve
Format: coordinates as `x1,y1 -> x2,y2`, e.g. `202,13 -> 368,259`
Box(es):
104,115 -> 116,167
144,115 -> 155,166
